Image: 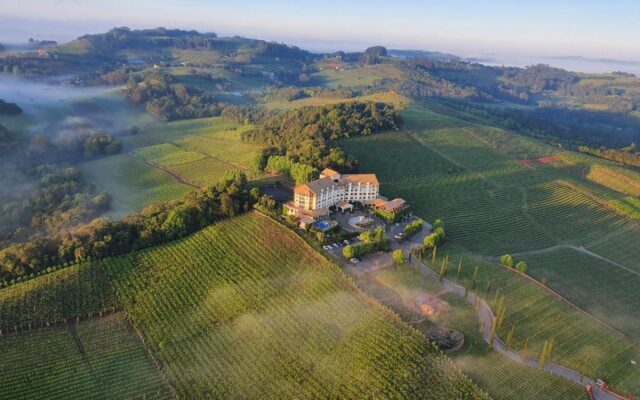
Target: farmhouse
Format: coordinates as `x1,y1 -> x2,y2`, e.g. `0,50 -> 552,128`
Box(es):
285,168 -> 407,221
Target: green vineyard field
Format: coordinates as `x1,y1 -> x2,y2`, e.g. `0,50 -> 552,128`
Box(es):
104,213 -> 489,399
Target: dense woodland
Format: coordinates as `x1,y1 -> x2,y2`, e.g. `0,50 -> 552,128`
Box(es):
125,70 -> 225,121
0,166 -> 111,246
244,102 -> 401,181
0,121 -> 122,247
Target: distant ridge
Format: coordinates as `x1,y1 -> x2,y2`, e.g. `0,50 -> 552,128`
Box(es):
388,48 -> 459,61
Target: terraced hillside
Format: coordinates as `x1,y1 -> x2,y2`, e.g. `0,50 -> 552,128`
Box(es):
104,213 -> 489,399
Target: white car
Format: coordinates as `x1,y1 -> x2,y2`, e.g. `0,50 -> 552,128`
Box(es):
343,240 -> 350,245
350,258 -> 359,264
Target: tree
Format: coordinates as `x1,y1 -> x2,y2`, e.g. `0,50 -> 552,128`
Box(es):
539,341 -> 549,370
488,317 -> 497,348
505,325 -> 515,351
501,254 -> 514,268
521,339 -> 529,360
439,255 -> 449,282
423,234 -> 436,249
456,257 -> 463,278
392,249 -> 405,265
470,266 -> 479,291
431,245 -> 437,265
515,261 -> 528,273
343,245 -> 355,259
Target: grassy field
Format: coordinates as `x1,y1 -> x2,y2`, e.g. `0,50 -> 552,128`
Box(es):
312,64 -> 406,88
423,246 -> 640,396
0,263 -> 118,334
520,248 -> 640,338
104,213 -> 489,399
265,91 -> 409,111
355,264 -> 589,400
0,312 -> 172,400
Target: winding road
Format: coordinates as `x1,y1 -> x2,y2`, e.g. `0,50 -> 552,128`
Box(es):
408,256 -> 622,400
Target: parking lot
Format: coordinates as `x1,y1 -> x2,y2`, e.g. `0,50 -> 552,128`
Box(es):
322,215 -> 432,275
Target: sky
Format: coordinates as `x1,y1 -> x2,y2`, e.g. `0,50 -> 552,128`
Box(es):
1,0 -> 639,62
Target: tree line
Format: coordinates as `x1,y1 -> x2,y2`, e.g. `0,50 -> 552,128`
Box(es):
0,170 -> 258,283
578,144 -> 640,168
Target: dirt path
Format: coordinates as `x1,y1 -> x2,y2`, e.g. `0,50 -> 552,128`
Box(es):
68,324 -> 108,400
406,130 -> 466,170
129,152 -> 202,190
504,244 -> 640,279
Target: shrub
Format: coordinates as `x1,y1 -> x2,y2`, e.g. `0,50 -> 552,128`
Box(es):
403,218 -> 424,236
515,261 -> 528,273
501,254 -> 514,268
392,249 -> 405,265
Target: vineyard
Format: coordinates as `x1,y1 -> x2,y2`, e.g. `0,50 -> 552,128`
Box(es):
0,263 -> 119,334
521,248 -> 640,338
342,103 -> 640,397
79,153 -> 194,217
354,264 -> 589,400
80,116 -> 263,217
425,246 -> 640,396
339,131 -> 459,182
104,213 -> 490,399
0,312 -> 173,400
586,165 -> 640,196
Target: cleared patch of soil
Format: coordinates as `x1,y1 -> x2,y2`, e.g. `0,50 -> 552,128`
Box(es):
415,292 -> 450,318
517,154 -> 562,168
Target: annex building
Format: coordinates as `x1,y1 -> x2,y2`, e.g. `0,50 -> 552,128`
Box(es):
285,168 -> 407,223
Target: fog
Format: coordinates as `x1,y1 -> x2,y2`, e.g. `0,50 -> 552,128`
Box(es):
0,73 -> 146,140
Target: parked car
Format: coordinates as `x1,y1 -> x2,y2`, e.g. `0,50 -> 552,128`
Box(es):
343,240 -> 350,245
350,258 -> 359,264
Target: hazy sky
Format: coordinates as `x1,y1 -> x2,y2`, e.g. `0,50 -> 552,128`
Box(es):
1,0 -> 639,60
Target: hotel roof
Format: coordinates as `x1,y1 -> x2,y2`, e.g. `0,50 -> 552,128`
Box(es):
295,173 -> 379,196
341,174 -> 379,185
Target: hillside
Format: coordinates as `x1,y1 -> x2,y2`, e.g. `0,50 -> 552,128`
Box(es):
0,213 -> 489,399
